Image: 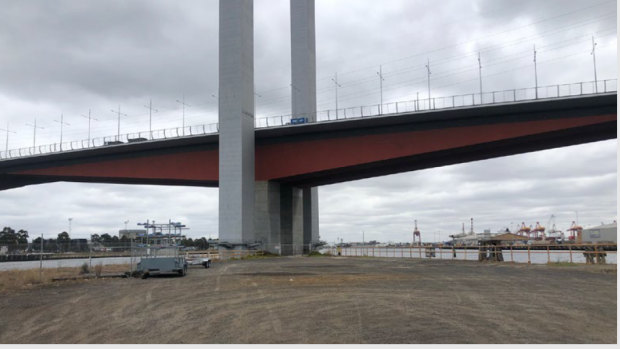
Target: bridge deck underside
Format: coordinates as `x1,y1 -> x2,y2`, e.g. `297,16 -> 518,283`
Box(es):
0,95 -> 616,190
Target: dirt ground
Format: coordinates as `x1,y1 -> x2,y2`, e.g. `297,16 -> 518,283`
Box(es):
0,256 -> 616,344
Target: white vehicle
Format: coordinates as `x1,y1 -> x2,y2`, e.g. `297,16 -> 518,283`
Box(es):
186,255 -> 211,268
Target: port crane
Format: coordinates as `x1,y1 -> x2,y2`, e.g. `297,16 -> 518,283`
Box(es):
413,220 -> 421,246
566,221 -> 583,242
516,222 -> 531,238
531,222 -> 545,240
545,214 -> 564,242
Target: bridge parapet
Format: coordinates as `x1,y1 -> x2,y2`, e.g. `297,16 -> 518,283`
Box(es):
0,79 -> 616,162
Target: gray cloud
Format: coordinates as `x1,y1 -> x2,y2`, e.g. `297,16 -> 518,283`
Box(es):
0,0 -> 616,243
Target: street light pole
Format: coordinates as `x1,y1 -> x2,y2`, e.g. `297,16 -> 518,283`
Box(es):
176,95 -> 191,136
144,99 -> 158,139
591,36 -> 598,92
26,119 -> 44,151
81,109 -> 98,147
53,113 -> 70,150
478,52 -> 483,102
331,72 -> 342,116
426,58 -> 432,102
0,123 -> 15,155
110,105 -> 127,141
533,45 -> 538,99
376,65 -> 384,114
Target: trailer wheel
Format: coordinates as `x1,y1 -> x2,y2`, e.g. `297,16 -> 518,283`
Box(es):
141,272 -> 149,279
203,261 -> 210,268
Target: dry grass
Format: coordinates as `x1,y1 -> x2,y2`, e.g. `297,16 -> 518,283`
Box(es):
0,264 -> 131,294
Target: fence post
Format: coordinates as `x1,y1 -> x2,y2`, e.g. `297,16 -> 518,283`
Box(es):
510,245 -> 513,262
547,245 -> 550,264
464,246 -> 467,260
410,246 -> 412,259
401,247 -> 403,258
39,233 -> 43,282
419,245 -> 422,259
569,245 -> 573,263
527,245 -> 531,264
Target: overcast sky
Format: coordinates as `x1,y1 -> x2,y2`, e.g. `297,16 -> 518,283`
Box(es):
0,0 -> 616,243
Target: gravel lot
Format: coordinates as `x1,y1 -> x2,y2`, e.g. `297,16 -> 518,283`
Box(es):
0,256 -> 615,344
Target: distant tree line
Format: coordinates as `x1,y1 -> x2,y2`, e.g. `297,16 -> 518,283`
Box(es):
180,237 -> 209,250
0,227 -> 29,252
1,226 -> 211,253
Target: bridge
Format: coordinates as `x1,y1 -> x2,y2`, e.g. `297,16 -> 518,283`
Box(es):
0,0 -> 616,254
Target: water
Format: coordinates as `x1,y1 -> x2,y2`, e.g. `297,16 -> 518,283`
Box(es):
328,247 -> 617,264
0,257 -> 134,271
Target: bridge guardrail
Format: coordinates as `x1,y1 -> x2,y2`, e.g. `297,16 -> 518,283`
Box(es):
328,243 -> 617,265
1,79 -> 616,161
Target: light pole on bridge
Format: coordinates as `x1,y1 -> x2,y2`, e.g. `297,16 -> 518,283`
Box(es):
478,52 -> 483,102
176,95 -> 191,136
110,105 -> 128,141
591,36 -> 598,93
331,72 -> 342,117
81,109 -> 98,147
533,45 -> 538,99
144,99 -> 158,140
0,123 -> 16,155
53,113 -> 70,150
25,119 -> 44,151
426,58 -> 432,105
376,65 -> 384,114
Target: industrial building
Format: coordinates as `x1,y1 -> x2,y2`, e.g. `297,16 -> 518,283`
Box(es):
581,222 -> 617,243
118,229 -> 147,240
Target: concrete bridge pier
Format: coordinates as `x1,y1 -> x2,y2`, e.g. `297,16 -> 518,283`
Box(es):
218,0 -> 255,250
254,181 -> 306,255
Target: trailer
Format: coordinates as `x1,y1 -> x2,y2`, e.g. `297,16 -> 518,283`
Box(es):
137,256 -> 187,278
135,247 -> 188,278
185,253 -> 212,268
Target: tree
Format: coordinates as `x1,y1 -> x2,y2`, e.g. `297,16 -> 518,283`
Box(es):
90,234 -> 101,243
0,227 -> 17,244
194,237 -> 208,250
57,231 -> 70,252
16,229 -> 28,244
100,233 -> 113,243
57,231 -> 70,242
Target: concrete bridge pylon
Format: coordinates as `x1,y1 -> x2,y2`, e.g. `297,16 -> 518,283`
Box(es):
218,0 -> 320,255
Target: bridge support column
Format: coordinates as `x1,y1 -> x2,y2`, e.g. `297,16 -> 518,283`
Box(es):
279,185 -> 304,255
218,0 -> 255,247
303,187 -> 319,253
254,181 -> 305,255
292,0 -> 320,253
